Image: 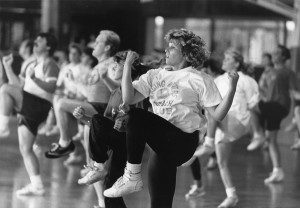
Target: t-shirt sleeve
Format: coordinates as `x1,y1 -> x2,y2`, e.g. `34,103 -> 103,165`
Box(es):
244,75 -> 259,109
194,75 -> 222,108
45,60 -> 60,82
132,68 -> 158,98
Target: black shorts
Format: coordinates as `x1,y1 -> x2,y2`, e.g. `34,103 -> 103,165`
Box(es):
294,99 -> 300,106
258,101 -> 289,131
18,91 -> 52,135
89,102 -> 107,115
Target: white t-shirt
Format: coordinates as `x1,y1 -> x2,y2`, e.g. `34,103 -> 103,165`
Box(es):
214,71 -> 259,126
23,58 -> 59,102
133,66 -> 222,133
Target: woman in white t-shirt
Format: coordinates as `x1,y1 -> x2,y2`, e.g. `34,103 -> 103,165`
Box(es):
212,49 -> 259,208
103,29 -> 239,208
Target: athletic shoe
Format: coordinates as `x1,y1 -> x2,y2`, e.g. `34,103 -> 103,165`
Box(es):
291,140 -> 300,150
194,144 -> 215,158
185,185 -> 206,199
44,142 -> 75,159
264,169 -> 284,184
103,173 -> 143,198
80,167 -> 91,177
218,196 -> 239,208
78,165 -> 107,185
247,136 -> 266,151
0,128 -> 10,139
16,184 -> 45,196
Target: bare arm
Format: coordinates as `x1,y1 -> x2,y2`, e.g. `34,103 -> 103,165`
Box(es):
30,60 -> 59,93
99,67 -> 121,92
205,71 -> 239,122
2,54 -> 23,87
122,51 -> 145,105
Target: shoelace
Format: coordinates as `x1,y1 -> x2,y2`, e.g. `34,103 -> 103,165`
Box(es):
113,175 -> 129,188
50,143 -> 60,152
83,164 -> 97,172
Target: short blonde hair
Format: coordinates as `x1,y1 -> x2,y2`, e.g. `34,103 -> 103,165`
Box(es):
100,30 -> 120,56
224,48 -> 245,72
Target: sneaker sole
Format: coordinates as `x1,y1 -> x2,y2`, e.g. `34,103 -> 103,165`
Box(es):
78,172 -> 108,185
185,192 -> 206,199
44,150 -> 75,159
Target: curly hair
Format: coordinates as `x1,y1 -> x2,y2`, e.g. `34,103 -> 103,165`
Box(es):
164,28 -> 210,69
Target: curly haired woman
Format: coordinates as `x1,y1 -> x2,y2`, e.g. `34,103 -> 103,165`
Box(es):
103,28 -> 239,208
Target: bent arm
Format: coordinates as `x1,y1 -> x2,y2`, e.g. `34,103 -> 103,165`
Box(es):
102,76 -> 121,92
34,62 -> 59,93
206,85 -> 236,122
122,62 -> 145,105
2,60 -> 23,87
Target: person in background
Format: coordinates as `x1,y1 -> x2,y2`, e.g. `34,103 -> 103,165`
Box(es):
248,45 -> 297,183
0,33 -> 59,195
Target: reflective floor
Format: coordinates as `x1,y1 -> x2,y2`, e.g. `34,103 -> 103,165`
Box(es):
1,117 -> 300,208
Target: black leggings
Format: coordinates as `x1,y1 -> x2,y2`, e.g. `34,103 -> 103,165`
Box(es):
126,108 -> 199,208
89,114 -> 127,208
190,158 -> 201,181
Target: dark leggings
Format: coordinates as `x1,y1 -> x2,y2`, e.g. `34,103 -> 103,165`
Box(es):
190,158 -> 201,181
89,114 -> 127,208
126,108 -> 199,208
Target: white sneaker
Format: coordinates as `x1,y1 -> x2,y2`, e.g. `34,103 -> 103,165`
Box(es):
291,140 -> 300,150
78,165 -> 107,185
16,184 -> 45,196
185,185 -> 205,199
247,136 -> 265,151
103,173 -> 143,198
218,196 -> 239,208
264,170 -> 284,184
193,144 -> 215,158
0,128 -> 10,139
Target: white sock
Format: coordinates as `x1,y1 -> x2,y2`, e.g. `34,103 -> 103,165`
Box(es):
126,162 -> 141,173
225,187 -> 237,198
125,162 -> 142,180
58,139 -> 71,148
29,175 -> 43,188
98,199 -> 105,208
0,115 -> 10,137
204,136 -> 214,148
273,167 -> 282,173
94,162 -> 105,171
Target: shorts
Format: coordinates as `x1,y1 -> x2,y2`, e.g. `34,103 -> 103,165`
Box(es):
294,99 -> 300,106
18,91 -> 52,135
215,113 -> 251,144
89,102 -> 107,115
258,101 -> 289,131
